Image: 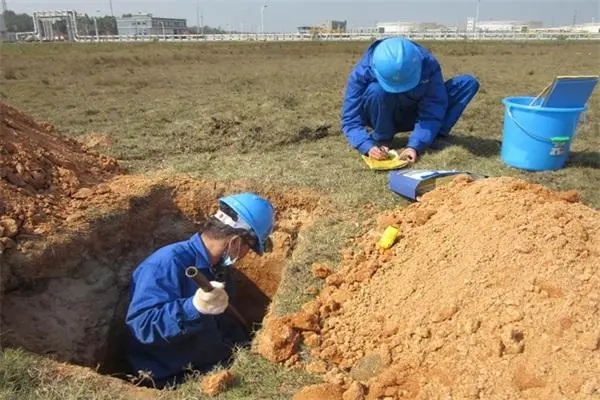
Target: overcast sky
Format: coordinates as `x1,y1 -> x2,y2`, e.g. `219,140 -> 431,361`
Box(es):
9,0 -> 600,32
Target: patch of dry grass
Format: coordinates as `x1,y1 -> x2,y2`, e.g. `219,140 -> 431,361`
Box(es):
1,40 -> 599,399
2,41 -> 598,206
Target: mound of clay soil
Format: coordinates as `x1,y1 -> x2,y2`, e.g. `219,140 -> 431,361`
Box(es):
257,176 -> 600,399
0,100 -> 120,245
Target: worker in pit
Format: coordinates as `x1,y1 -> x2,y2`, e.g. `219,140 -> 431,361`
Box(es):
124,192 -> 275,389
341,36 -> 480,163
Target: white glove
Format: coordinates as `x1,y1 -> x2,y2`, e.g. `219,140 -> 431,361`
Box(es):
192,281 -> 229,315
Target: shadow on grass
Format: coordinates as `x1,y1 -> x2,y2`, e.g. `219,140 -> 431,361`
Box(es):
449,135 -> 600,170
371,133 -> 502,159
412,133 -> 599,170
568,150 -> 600,169
449,134 -> 502,158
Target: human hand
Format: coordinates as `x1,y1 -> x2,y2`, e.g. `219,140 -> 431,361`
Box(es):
399,148 -> 418,163
367,146 -> 390,160
192,281 -> 229,315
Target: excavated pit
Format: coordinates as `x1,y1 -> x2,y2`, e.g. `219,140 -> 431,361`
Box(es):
0,178 -> 320,381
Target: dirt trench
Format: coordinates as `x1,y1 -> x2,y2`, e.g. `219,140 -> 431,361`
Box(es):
0,176 -> 322,380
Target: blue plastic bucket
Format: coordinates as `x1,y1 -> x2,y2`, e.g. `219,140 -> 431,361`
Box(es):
500,96 -> 587,171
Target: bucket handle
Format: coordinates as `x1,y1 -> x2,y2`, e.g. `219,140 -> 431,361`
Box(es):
506,106 -> 585,145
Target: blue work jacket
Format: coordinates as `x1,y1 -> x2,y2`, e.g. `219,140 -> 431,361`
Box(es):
341,38 -> 449,154
124,233 -> 241,382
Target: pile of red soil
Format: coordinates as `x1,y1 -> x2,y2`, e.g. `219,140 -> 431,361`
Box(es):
0,100 -> 120,247
257,176 -> 600,399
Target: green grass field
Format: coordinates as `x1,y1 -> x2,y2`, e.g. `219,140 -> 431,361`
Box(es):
1,40 -> 599,399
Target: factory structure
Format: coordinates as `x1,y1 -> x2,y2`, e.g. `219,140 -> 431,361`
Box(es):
348,18 -> 600,35
466,18 -> 600,33
296,20 -> 450,36
374,21 -> 447,33
296,18 -> 588,36
547,21 -> 600,33
466,18 -> 543,32
3,3 -> 599,42
116,13 -> 187,36
296,20 -> 348,37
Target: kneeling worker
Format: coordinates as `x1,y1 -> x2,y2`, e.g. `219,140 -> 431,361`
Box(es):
341,37 -> 480,163
124,192 -> 275,388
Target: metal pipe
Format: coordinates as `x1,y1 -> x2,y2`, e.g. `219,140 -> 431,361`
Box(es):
93,17 -> 99,41
260,4 -> 267,34
185,265 -> 214,292
159,20 -> 165,39
184,266 -> 251,335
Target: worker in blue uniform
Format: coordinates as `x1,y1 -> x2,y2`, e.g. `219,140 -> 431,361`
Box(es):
124,192 -> 275,389
341,37 -> 480,163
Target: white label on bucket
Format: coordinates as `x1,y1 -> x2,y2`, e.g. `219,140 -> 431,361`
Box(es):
550,143 -> 566,156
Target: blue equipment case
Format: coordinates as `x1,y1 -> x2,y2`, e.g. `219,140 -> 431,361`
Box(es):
388,169 -> 488,201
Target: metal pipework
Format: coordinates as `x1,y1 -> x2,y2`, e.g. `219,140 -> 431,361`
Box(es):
184,266 -> 251,335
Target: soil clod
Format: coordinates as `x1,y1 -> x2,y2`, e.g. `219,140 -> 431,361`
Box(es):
200,369 -> 238,396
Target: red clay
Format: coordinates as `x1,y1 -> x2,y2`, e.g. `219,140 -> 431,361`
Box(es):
0,100 -> 120,241
262,175 -> 600,399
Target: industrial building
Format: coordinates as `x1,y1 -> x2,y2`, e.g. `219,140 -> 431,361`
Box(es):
116,13 -> 187,36
375,21 -> 445,33
572,22 -> 600,33
296,20 -> 347,36
466,18 -> 543,32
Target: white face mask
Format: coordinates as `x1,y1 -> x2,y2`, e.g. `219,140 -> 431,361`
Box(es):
219,237 -> 242,267
219,253 -> 237,267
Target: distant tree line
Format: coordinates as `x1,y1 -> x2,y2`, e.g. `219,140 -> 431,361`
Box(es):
191,26 -> 228,34
2,10 -> 119,35
2,10 -> 226,36
2,10 -> 34,32
78,15 -> 118,36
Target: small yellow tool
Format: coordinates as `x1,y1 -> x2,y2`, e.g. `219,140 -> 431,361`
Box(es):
377,225 -> 400,250
362,150 -> 409,171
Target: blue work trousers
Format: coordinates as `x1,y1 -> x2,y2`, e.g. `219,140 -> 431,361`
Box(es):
362,74 -> 479,143
132,313 -> 249,390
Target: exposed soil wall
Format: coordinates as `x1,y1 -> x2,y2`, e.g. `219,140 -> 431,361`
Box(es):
0,100 -> 326,380
1,175 -> 322,372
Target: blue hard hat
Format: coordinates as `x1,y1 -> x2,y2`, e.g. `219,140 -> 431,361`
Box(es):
218,192 -> 275,255
371,37 -> 423,93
